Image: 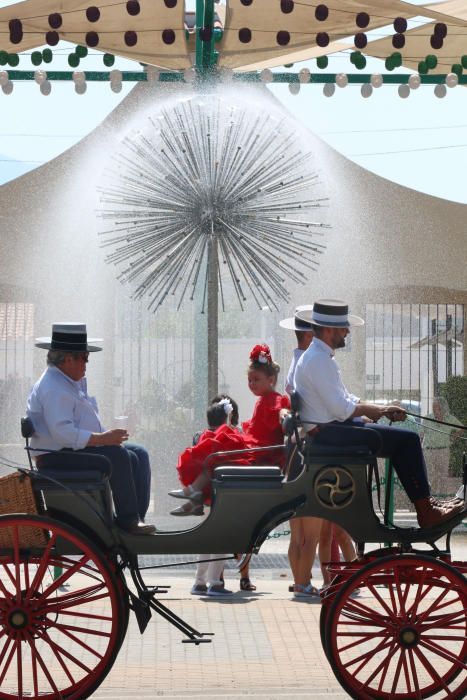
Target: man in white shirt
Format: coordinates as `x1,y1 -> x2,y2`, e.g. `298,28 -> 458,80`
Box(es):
294,300 -> 464,530
279,305 -> 314,395
27,323 -> 155,535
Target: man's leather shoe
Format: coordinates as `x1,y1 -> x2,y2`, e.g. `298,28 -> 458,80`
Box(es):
415,497 -> 464,529
123,521 -> 157,535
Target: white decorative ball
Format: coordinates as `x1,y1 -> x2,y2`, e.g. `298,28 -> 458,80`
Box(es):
361,83 -> 373,98
298,68 -> 310,84
111,81 -> 122,93
445,72 -> 458,88
335,73 -> 348,88
370,73 -> 383,88
260,68 -> 273,83
398,84 -> 410,98
2,80 -> 13,95
40,80 -> 51,95
323,83 -> 335,97
183,68 -> 196,83
289,82 -> 300,95
434,83 -> 447,98
408,74 -> 421,90
109,69 -> 122,83
145,66 -> 160,82
72,71 -> 85,83
34,70 -> 47,84
0,70 -> 8,86
75,81 -> 87,95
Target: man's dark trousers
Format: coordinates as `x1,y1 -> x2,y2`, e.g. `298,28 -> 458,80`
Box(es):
314,422 -> 430,502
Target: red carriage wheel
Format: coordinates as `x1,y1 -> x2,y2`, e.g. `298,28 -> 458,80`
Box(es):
325,553 -> 467,700
0,514 -> 125,700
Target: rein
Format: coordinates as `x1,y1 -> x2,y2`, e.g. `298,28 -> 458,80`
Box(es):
404,411 -> 467,432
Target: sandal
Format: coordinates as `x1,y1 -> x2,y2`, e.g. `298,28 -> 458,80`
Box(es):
293,583 -> 321,598
240,577 -> 256,591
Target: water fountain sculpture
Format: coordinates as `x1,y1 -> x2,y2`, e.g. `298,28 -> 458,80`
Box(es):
98,91 -> 329,399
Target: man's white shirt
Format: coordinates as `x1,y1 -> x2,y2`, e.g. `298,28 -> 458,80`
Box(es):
285,347 -> 304,395
27,366 -> 104,454
293,337 -> 359,427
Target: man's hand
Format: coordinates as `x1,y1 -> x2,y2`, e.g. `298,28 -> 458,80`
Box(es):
383,406 -> 407,422
353,403 -> 406,423
87,429 -> 129,447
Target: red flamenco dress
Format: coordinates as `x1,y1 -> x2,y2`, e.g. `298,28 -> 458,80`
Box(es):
176,392 -> 290,498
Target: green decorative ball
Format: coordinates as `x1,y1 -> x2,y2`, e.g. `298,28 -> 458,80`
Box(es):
7,54 -> 19,67
385,57 -> 395,71
68,53 -> 80,68
42,49 -> 53,63
317,55 -> 328,69
451,63 -> 462,76
418,60 -> 428,74
426,54 -> 437,70
0,51 -> 9,65
284,63 -> 294,68
461,55 -> 467,69
350,51 -> 360,65
31,51 -> 42,66
76,45 -> 88,58
391,52 -> 402,67
103,53 -> 115,67
356,55 -> 366,70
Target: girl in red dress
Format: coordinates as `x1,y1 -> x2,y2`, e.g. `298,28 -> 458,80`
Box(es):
169,344 -> 290,516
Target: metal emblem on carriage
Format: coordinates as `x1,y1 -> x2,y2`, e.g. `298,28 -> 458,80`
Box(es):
314,466 -> 356,509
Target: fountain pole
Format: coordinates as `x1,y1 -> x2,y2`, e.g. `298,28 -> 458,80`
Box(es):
197,0 -> 219,402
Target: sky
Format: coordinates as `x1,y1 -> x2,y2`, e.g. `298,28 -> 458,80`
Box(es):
0,0 -> 466,204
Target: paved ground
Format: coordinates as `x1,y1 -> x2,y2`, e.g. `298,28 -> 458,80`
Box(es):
91,533 -> 467,699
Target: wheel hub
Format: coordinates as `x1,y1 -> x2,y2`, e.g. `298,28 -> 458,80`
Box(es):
399,625 -> 419,648
8,608 -> 29,630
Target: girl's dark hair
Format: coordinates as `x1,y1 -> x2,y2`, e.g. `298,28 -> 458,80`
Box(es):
208,394 -> 239,428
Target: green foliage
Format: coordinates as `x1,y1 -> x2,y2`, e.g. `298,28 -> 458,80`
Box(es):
440,375 -> 467,477
440,375 -> 467,424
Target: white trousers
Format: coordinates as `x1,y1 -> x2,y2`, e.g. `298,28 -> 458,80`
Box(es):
194,554 -> 227,587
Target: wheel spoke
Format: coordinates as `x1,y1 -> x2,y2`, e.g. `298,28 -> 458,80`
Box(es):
42,630 -> 93,674
38,554 -> 91,600
419,637 -> 467,670
366,581 -> 399,621
51,621 -> 112,639
413,644 -> 451,694
0,639 -> 16,685
407,648 -> 422,699
15,639 -> 22,700
28,632 -> 63,696
25,532 -> 58,601
51,625 -> 106,659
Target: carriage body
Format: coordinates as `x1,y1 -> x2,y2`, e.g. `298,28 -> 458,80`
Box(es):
0,432 -> 465,699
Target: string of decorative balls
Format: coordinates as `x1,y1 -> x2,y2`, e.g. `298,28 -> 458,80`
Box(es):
6,0 -> 179,50
236,2 -> 450,53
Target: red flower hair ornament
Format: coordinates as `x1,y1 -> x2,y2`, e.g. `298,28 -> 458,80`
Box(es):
250,344 -> 272,365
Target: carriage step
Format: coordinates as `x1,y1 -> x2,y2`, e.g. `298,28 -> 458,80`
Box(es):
183,636 -> 213,644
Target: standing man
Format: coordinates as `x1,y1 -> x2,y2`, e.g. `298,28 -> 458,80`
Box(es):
280,305 -> 322,597
294,300 -> 464,529
27,322 -> 155,535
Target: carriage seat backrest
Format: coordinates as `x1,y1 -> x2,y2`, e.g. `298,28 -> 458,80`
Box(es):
20,416 -> 111,477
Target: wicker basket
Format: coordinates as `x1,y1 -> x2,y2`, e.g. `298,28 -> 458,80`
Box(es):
0,471 -> 48,548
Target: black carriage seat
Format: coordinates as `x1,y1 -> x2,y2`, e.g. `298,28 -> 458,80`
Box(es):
21,416 -> 114,530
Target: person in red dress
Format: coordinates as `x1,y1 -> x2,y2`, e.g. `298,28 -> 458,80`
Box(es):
169,344 -> 290,516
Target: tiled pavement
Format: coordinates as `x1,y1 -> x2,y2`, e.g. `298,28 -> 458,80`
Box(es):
92,534 -> 467,699
92,574 -> 348,699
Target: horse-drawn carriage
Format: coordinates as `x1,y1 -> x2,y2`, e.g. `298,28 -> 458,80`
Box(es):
0,401 -> 465,700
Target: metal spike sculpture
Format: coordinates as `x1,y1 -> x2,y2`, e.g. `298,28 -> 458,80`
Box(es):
98,92 -> 329,399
